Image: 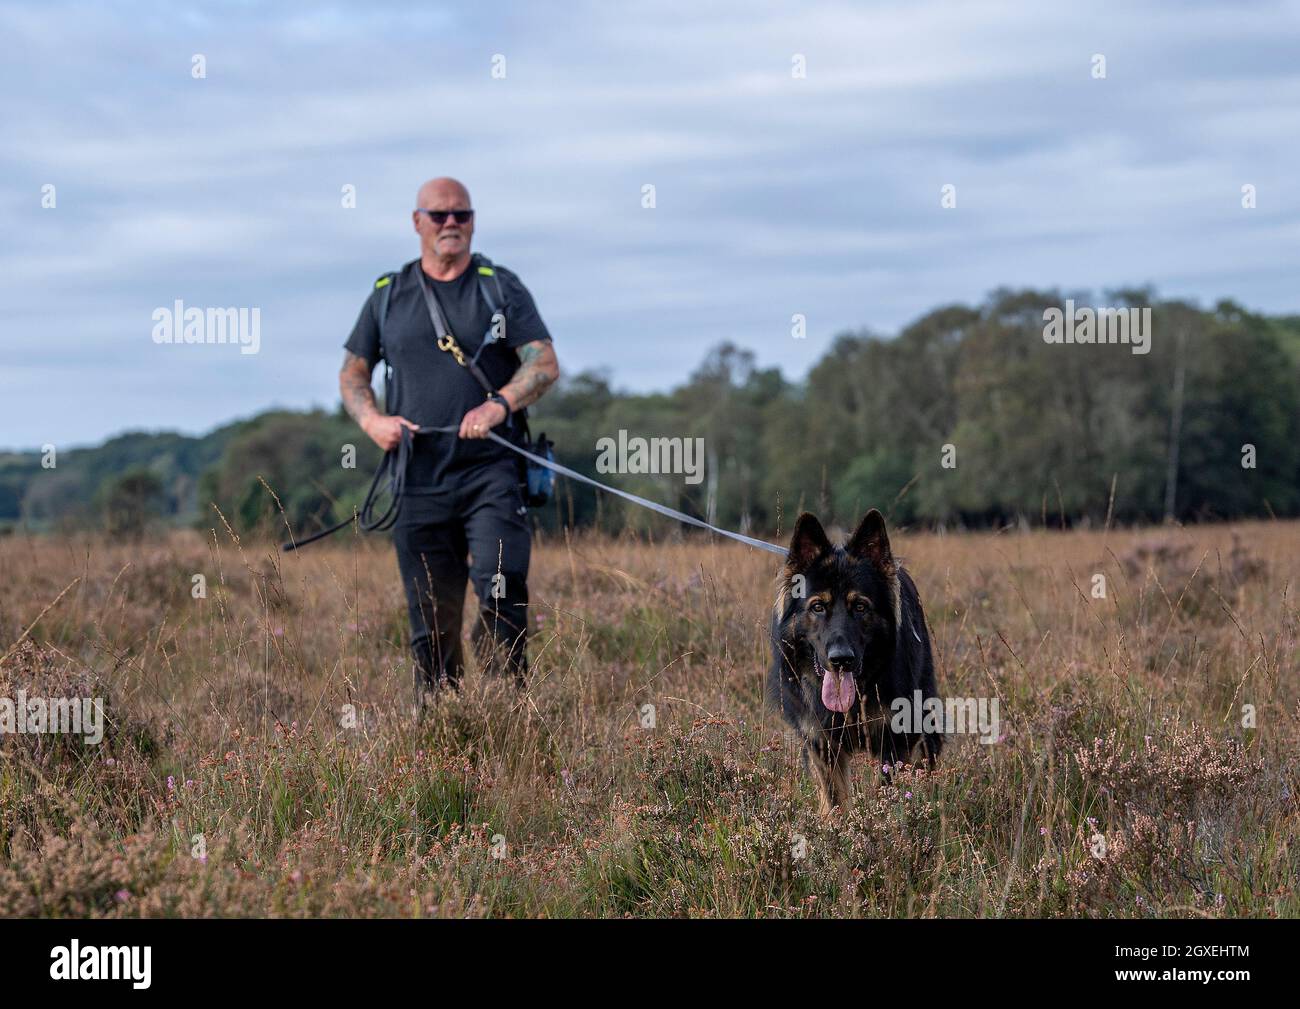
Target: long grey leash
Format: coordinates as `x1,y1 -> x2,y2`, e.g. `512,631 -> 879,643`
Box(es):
452,425 -> 787,556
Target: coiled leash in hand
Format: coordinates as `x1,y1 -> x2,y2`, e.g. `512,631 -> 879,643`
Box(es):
282,425 -> 422,551
280,424 -> 787,557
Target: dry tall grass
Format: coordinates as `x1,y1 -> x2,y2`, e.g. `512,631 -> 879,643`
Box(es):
0,519 -> 1295,917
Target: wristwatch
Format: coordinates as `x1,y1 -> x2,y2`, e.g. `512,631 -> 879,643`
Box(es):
487,392 -> 511,416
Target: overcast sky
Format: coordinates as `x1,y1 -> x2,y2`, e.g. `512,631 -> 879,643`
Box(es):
3,0 -> 1299,450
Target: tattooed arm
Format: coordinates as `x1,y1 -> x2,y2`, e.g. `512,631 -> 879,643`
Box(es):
340,352 -> 379,426
339,352 -> 418,451
499,340 -> 560,412
458,340 -> 559,439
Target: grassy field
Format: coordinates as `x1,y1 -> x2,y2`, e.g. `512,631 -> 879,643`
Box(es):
0,519 -> 1296,918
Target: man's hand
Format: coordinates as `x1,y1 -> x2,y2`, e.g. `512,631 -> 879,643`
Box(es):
341,352 -> 419,451
459,399 -> 509,439
364,414 -> 420,451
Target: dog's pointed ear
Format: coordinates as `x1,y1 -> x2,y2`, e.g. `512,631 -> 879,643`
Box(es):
847,508 -> 894,572
786,512 -> 831,571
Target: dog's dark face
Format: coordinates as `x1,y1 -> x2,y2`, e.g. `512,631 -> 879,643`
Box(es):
777,510 -> 899,713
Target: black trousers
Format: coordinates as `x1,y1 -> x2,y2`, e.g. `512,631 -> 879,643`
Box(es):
393,459 -> 531,690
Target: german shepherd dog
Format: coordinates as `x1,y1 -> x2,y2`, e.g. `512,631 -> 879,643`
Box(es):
767,510 -> 942,812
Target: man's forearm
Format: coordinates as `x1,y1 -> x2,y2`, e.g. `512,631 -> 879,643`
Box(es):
499,342 -> 558,411
340,352 -> 380,427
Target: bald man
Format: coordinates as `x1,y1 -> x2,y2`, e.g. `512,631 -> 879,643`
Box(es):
340,178 -> 559,708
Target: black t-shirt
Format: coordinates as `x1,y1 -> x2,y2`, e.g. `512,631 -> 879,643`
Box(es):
345,256 -> 552,491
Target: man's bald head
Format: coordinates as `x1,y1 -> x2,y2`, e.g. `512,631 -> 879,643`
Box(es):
413,177 -> 475,270
416,177 -> 471,210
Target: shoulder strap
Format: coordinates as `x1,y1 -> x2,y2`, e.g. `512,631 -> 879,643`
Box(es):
472,253 -> 508,313
374,270 -> 399,357
471,253 -> 530,435
472,253 -> 508,346
373,270 -> 401,412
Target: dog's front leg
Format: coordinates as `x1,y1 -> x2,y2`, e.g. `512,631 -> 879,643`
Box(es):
802,744 -> 837,815
803,743 -> 852,814
829,749 -> 853,809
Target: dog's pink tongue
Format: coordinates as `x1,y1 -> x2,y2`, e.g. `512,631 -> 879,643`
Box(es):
821,667 -> 856,712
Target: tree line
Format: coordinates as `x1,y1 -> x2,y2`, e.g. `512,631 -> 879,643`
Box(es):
4,288 -> 1297,539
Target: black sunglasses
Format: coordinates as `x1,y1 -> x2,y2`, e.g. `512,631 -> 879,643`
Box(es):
417,208 -> 474,226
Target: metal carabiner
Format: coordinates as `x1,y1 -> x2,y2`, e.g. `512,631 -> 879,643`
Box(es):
437,333 -> 467,366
